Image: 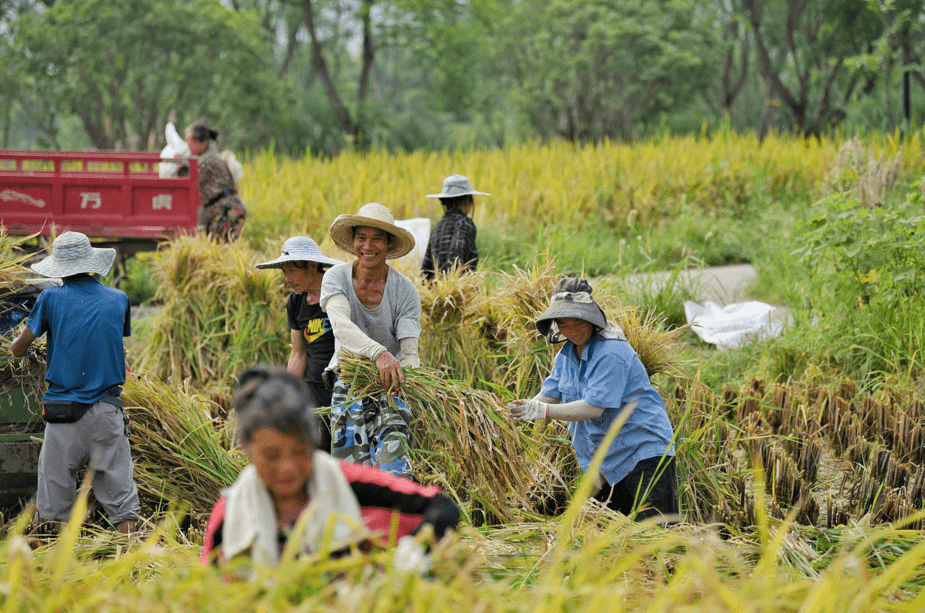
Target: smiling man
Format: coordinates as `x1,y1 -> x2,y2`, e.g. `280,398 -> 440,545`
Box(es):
320,203 -> 421,478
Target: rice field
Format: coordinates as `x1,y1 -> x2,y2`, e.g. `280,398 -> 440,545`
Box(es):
4,132 -> 925,611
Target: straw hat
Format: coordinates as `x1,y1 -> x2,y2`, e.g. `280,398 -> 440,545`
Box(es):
328,202 -> 415,260
255,236 -> 343,269
535,277 -> 608,343
426,174 -> 490,199
31,232 -> 116,278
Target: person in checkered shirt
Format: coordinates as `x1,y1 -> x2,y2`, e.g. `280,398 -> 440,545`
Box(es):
421,174 -> 490,280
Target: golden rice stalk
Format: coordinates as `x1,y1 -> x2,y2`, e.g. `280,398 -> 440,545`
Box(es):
337,352 -> 580,526
609,304 -> 682,378
0,226 -> 45,408
123,373 -> 244,514
136,235 -> 290,395
415,255 -> 679,399
0,334 -> 45,415
416,266 -> 498,386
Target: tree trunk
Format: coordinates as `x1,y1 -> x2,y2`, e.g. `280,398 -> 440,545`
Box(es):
354,0 -> 376,146
277,16 -> 301,79
301,0 -> 357,142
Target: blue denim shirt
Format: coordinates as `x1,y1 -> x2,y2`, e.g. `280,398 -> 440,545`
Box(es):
540,335 -> 675,486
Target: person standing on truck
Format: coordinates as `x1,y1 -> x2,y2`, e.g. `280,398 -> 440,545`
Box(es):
255,236 -> 343,451
421,174 -> 489,281
185,120 -> 247,241
10,232 -> 141,533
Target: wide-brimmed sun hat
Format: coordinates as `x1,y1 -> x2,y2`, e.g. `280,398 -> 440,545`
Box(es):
426,174 -> 490,199
255,236 -> 343,269
535,277 -> 609,343
328,202 -> 416,260
31,232 -> 116,278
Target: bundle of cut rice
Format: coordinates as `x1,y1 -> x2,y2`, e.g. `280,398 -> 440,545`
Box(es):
337,352 -> 579,526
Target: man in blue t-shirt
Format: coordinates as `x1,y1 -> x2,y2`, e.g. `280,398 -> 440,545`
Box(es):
11,232 -> 140,533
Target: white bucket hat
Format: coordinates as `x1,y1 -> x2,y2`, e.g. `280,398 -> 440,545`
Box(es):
31,232 -> 116,278
255,236 -> 343,269
535,277 -> 609,343
328,202 -> 416,260
426,174 -> 490,199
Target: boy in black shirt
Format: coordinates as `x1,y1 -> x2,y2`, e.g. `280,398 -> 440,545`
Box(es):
256,237 -> 342,449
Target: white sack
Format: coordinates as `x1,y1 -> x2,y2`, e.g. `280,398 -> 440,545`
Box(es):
158,122 -> 192,178
393,218 -> 432,272
221,150 -> 244,187
684,300 -> 786,350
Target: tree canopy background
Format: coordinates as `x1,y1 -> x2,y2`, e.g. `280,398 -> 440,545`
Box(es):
1,0 -> 924,155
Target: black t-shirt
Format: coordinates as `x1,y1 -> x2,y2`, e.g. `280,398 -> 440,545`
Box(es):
286,293 -> 336,404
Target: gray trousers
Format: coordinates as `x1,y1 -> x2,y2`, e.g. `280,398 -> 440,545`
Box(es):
36,399 -> 140,525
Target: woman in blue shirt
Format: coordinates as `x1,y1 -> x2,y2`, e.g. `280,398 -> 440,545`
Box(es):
508,277 -> 678,522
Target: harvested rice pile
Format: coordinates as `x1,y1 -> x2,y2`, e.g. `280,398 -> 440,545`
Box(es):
123,374 -> 244,515
136,235 -> 290,399
338,352 -> 578,526
417,257 -> 680,400
0,228 -> 45,415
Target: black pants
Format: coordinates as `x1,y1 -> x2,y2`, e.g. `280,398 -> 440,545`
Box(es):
593,456 -> 678,521
307,381 -> 334,452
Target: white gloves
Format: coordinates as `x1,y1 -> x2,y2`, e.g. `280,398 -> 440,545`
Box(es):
394,535 -> 431,574
507,398 -> 548,421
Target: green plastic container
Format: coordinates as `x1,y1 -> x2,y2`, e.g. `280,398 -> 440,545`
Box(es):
1,388 -> 42,507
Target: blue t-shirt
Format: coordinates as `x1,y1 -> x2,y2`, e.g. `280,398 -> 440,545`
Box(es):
540,335 -> 675,486
26,276 -> 130,404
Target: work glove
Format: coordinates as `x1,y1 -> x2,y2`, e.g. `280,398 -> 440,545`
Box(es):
322,368 -> 337,392
393,535 -> 431,574
507,398 -> 548,421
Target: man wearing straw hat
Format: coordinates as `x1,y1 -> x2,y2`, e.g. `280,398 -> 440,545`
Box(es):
255,236 -> 343,450
507,277 -> 678,522
10,232 -> 140,533
421,173 -> 489,280
320,202 -> 421,478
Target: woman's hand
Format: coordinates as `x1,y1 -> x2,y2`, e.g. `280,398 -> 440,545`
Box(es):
507,399 -> 548,421
375,351 -> 404,394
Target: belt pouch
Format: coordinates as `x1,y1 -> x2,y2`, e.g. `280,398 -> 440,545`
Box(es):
42,400 -> 92,423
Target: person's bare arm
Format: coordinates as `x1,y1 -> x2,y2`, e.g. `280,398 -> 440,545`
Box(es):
10,328 -> 36,358
287,329 -> 308,378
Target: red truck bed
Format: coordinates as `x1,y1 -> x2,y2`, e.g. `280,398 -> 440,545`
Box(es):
0,150 -> 200,240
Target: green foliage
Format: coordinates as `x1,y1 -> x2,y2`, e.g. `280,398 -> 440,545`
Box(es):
795,193 -> 925,311
497,0 -> 719,141
13,0 -> 283,150
790,191 -> 925,382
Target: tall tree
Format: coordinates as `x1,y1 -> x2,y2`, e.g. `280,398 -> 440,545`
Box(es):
498,0 -> 718,142
876,0 -> 925,125
741,0 -> 881,136
703,0 -> 751,117
14,0 -> 283,150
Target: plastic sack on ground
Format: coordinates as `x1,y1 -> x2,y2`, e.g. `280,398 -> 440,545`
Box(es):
158,122 -> 191,178
684,300 -> 787,349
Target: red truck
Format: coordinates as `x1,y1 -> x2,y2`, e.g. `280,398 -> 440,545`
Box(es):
0,150 -> 201,508
0,150 -> 201,265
